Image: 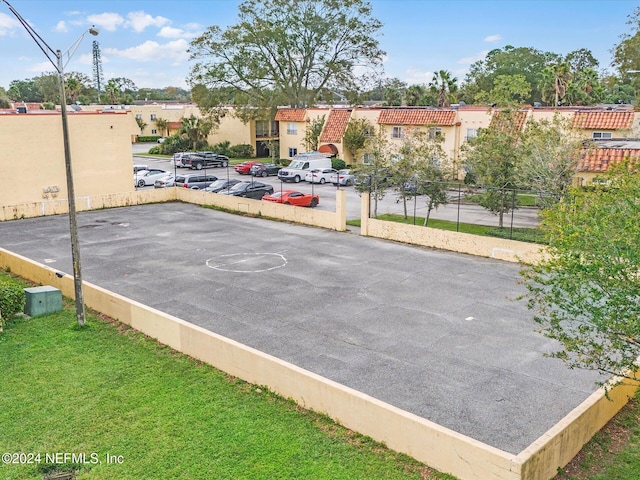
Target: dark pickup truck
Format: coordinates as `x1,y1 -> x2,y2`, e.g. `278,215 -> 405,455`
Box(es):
181,152 -> 229,170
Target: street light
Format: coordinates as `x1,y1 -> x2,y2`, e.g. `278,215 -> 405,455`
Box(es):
3,0 -> 98,326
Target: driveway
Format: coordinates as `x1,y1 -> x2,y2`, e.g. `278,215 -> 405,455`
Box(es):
0,203 -> 602,454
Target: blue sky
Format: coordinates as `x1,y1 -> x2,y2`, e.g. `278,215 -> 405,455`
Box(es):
0,0 -> 637,92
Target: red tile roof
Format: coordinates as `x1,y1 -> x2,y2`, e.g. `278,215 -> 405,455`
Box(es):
377,109 -> 456,126
489,110 -> 528,131
167,121 -> 182,129
578,147 -> 640,172
275,108 -> 307,122
573,111 -> 634,130
319,109 -> 352,143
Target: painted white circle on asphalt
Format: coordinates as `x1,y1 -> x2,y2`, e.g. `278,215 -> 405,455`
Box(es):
206,253 -> 287,273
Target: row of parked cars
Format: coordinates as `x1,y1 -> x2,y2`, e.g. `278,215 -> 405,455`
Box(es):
140,169 -> 319,207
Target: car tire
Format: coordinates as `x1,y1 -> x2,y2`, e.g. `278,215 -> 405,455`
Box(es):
284,201 -> 290,205
196,163 -> 203,170
346,179 -> 353,186
294,175 -> 300,183
310,198 -> 318,208
320,178 -> 325,184
222,161 -> 228,168
261,171 -> 267,177
137,180 -> 145,187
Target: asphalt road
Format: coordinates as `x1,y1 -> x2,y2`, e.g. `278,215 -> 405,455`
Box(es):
0,202 -> 602,454
132,149 -> 542,228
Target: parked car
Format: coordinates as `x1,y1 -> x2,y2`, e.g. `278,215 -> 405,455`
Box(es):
203,179 -> 241,193
330,169 -> 356,186
304,168 -> 338,184
250,162 -> 281,177
174,173 -> 218,189
181,152 -> 229,170
262,190 -> 319,207
234,160 -> 261,175
154,174 -> 176,188
134,168 -> 169,187
217,181 -> 274,199
171,153 -> 187,168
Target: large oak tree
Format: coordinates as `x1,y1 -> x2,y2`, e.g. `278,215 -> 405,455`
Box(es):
188,0 -> 384,120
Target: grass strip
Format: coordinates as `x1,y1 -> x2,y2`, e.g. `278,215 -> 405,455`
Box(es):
0,273 -> 453,480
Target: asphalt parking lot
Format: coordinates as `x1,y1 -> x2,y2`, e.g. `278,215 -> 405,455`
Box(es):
0,202 -> 602,454
133,152 -> 542,228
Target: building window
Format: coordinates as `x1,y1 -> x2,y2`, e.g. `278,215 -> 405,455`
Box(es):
390,154 -> 404,163
288,147 -> 298,157
363,153 -> 373,165
391,126 -> 404,139
135,114 -> 142,120
151,129 -> 157,135
256,120 -> 278,137
150,114 -> 157,121
465,128 -> 478,141
592,132 -> 612,140
428,127 -> 442,139
365,126 -> 375,137
287,123 -> 297,135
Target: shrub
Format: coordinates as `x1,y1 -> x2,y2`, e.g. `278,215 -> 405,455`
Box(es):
211,141 -> 232,157
137,136 -> 162,143
0,278 -> 25,322
332,159 -> 346,170
148,146 -> 162,154
276,158 -> 291,166
229,144 -> 254,158
159,134 -> 191,155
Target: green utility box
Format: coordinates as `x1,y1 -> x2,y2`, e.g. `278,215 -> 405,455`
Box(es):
24,286 -> 63,317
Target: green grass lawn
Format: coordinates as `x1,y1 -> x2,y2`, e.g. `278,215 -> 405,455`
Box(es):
0,274 -> 453,480
348,214 -> 546,244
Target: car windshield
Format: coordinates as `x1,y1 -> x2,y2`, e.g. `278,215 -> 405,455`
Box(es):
228,182 -> 248,192
269,192 -> 283,198
207,180 -> 226,189
288,160 -> 304,169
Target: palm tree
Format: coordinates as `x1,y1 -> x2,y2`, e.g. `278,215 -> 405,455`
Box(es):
542,62 -> 572,106
180,115 -> 212,150
105,80 -> 118,104
155,117 -> 169,137
429,70 -> 458,108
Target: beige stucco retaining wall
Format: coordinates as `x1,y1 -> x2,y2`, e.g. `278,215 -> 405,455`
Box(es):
0,247 -> 637,480
359,193 -> 545,264
0,188 -> 346,232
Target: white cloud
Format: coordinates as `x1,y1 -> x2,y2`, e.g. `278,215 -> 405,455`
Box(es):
404,68 -> 433,85
126,11 -> 170,33
0,12 -> 20,36
27,60 -> 57,74
484,34 -> 502,43
158,26 -> 187,39
65,11 -> 84,17
458,50 -> 489,65
104,39 -> 190,63
182,22 -> 203,31
87,12 -> 124,32
54,21 -> 68,33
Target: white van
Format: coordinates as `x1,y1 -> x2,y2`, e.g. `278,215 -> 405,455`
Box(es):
277,152 -> 332,183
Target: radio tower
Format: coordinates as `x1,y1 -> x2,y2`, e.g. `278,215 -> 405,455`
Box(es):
92,40 -> 104,102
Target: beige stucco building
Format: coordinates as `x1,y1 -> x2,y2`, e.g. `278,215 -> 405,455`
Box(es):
275,104 -> 640,183
0,109 -> 133,208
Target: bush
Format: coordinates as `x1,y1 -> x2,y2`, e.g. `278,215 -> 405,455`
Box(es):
148,146 -> 163,154
332,159 -> 346,170
0,278 -> 25,322
137,136 -> 162,143
159,134 -> 191,155
211,141 -> 232,157
229,144 -> 254,158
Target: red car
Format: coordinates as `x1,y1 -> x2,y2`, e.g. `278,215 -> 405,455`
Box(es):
262,190 -> 319,207
234,161 -> 261,174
